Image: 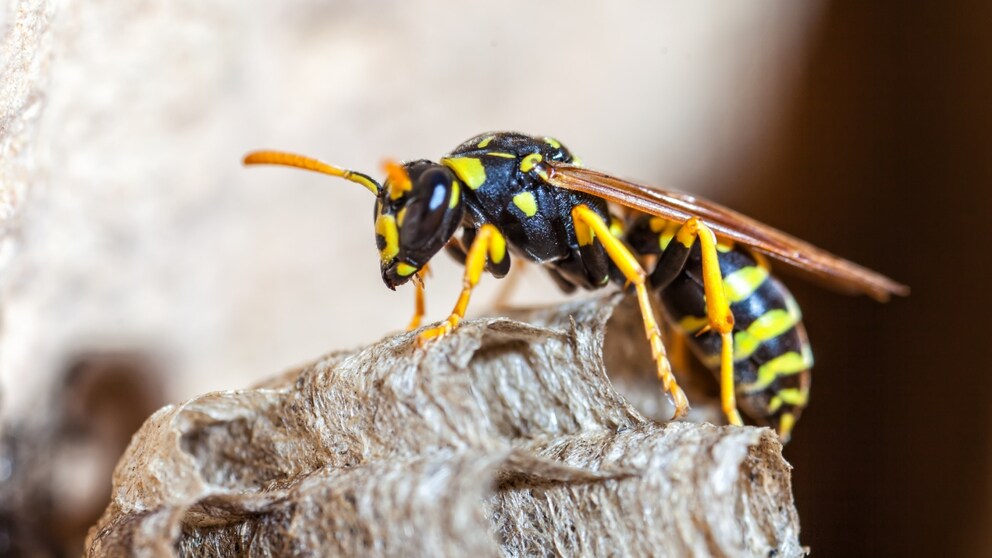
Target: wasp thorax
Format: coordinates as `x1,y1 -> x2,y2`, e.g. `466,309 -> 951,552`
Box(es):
375,160 -> 464,289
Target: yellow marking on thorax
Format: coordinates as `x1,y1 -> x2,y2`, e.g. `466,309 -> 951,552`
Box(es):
442,157 -> 487,190
484,152 -> 515,159
477,135 -> 495,148
543,137 -> 561,149
512,192 -> 538,217
723,266 -> 769,304
716,240 -> 735,253
520,153 -> 543,173
375,214 -> 399,261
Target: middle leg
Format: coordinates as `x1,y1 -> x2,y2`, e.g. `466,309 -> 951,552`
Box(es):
571,204 -> 689,419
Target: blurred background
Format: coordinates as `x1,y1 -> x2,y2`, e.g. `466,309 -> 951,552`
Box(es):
0,1 -> 986,556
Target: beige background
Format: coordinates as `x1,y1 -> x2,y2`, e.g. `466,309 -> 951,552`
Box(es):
0,0 -> 821,418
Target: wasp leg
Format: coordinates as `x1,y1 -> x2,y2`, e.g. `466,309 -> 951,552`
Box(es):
656,218 -> 742,426
694,220 -> 742,427
420,224 -> 507,343
406,265 -> 430,331
627,215 -> 743,426
571,205 -> 689,420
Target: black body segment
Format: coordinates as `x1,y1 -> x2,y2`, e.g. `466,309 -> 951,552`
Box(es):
442,132 -> 616,291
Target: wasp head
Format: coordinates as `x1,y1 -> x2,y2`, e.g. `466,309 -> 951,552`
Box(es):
375,160 -> 464,289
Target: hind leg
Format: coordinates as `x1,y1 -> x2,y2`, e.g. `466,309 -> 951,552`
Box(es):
645,218 -> 742,426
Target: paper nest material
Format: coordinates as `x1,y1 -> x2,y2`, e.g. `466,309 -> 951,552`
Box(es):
86,293 -> 803,557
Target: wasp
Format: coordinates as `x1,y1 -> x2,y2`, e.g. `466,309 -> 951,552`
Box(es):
244,132 -> 907,441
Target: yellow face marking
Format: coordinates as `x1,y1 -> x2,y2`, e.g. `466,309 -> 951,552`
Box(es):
375,214 -> 399,261
743,349 -> 812,393
484,152 -> 515,159
733,304 -> 802,361
722,266 -> 769,304
442,157 -> 487,190
396,262 -> 418,277
477,135 -> 495,148
488,228 -> 507,264
512,191 -> 538,217
449,179 -> 460,209
396,207 -> 408,227
519,153 -> 543,173
543,137 -> 561,149
716,240 -> 735,253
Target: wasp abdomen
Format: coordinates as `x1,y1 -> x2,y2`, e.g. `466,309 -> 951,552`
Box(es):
626,216 -> 813,437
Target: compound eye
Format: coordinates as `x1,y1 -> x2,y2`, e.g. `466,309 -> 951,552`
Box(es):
400,168 -> 455,244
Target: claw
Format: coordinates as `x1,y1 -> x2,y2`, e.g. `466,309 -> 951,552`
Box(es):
670,385 -> 690,420
417,316 -> 459,345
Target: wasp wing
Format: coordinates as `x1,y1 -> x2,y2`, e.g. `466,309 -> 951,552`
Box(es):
545,164 -> 909,302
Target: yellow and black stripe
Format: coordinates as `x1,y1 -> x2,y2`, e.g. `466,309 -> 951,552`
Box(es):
626,215 -> 813,439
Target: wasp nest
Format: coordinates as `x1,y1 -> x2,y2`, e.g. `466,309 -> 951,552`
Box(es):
86,294 -> 803,557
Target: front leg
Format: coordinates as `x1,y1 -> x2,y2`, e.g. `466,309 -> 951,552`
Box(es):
419,224 -> 507,343
405,265 -> 430,331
